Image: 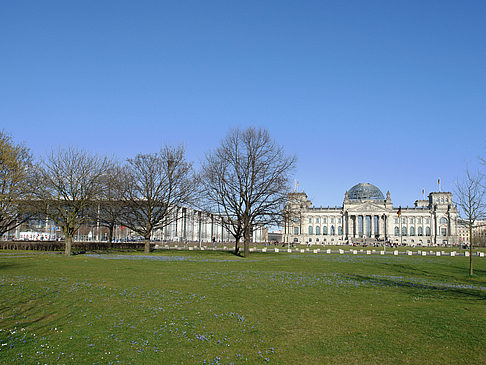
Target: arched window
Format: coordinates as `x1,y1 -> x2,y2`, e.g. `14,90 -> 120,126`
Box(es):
294,227 -> 299,235
323,218 -> 327,224
315,218 -> 320,223
394,227 -> 399,236
338,226 -> 343,235
410,226 -> 415,236
308,226 -> 313,235
331,225 -> 335,235
316,226 -> 320,235
323,226 -> 328,235
308,218 -> 313,224
418,226 -> 423,236
402,226 -> 407,236
426,227 -> 431,236
440,218 -> 447,224
441,228 -> 447,236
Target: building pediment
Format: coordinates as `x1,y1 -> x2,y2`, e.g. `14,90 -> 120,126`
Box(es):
345,201 -> 387,213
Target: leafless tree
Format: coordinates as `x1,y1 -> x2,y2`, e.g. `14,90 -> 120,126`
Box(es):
0,131 -> 36,236
87,163 -> 130,245
455,170 -> 486,275
201,127 -> 296,257
35,147 -> 112,256
119,145 -> 197,254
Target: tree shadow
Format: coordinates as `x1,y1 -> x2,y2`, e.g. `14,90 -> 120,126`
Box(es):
347,273 -> 486,300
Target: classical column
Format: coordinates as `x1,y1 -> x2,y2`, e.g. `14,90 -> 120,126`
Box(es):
370,215 -> 374,238
344,214 -> 348,239
378,215 -> 385,239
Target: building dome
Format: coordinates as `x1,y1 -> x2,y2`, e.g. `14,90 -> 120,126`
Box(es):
347,183 -> 385,201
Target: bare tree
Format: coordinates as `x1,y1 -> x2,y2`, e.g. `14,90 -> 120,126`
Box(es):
119,145 -> 197,254
0,131 -> 35,236
455,170 -> 486,275
201,127 -> 296,257
89,164 -> 130,245
35,147 -> 112,256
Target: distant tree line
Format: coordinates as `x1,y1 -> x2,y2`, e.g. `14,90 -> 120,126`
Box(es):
0,127 -> 296,257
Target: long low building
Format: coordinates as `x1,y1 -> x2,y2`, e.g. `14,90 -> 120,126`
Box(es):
282,182 -> 458,246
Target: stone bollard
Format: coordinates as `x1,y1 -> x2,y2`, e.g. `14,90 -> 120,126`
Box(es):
422,251 -> 427,256
287,249 -> 292,253
366,250 -> 371,255
451,251 -> 456,256
380,251 -> 385,255
326,249 -> 331,254
479,252 -> 485,257
300,249 -> 305,253
339,249 -> 344,254
262,248 -> 267,253
275,248 -> 279,253
353,250 -> 357,255
313,249 -> 318,254
407,251 -> 412,256
465,251 -> 470,256
394,250 -> 399,256
436,251 -> 441,256
189,247 -> 193,250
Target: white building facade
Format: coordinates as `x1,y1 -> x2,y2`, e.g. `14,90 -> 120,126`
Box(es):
283,183 -> 458,246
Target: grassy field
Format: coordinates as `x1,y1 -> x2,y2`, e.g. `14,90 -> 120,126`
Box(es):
1,250 -> 485,364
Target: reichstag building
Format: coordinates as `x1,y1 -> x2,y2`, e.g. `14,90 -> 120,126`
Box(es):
283,183 -> 458,246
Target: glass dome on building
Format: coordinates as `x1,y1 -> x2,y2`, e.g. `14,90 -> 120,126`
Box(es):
347,183 -> 385,201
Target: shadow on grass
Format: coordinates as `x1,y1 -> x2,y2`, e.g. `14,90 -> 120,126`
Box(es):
378,261 -> 486,281
347,273 -> 486,300
0,294 -> 70,333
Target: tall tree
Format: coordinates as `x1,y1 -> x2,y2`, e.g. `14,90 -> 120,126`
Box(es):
455,170 -> 486,275
90,164 -> 130,245
201,127 -> 296,257
119,145 -> 197,254
0,131 -> 35,236
35,147 -> 112,256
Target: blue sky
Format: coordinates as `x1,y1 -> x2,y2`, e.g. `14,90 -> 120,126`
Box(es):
1,0 -> 485,208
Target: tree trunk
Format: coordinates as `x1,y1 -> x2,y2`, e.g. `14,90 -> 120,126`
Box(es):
65,234 -> 72,256
244,239 -> 249,258
469,224 -> 473,276
234,238 -> 239,255
108,224 -> 114,248
144,238 -> 151,254
243,225 -> 250,258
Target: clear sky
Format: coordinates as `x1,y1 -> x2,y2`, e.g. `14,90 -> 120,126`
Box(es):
1,0 -> 485,208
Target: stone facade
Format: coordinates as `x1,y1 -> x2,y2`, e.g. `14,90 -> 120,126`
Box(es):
282,183 -> 459,246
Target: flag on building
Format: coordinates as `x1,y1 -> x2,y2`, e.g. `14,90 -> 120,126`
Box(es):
397,206 -> 402,217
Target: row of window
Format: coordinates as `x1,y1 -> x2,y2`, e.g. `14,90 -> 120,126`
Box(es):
294,226 -> 343,235
308,217 -> 342,224
308,216 -> 447,225
394,217 -> 434,224
393,226 -> 447,236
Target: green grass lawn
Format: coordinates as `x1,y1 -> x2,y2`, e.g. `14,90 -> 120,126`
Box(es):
1,250 -> 485,364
